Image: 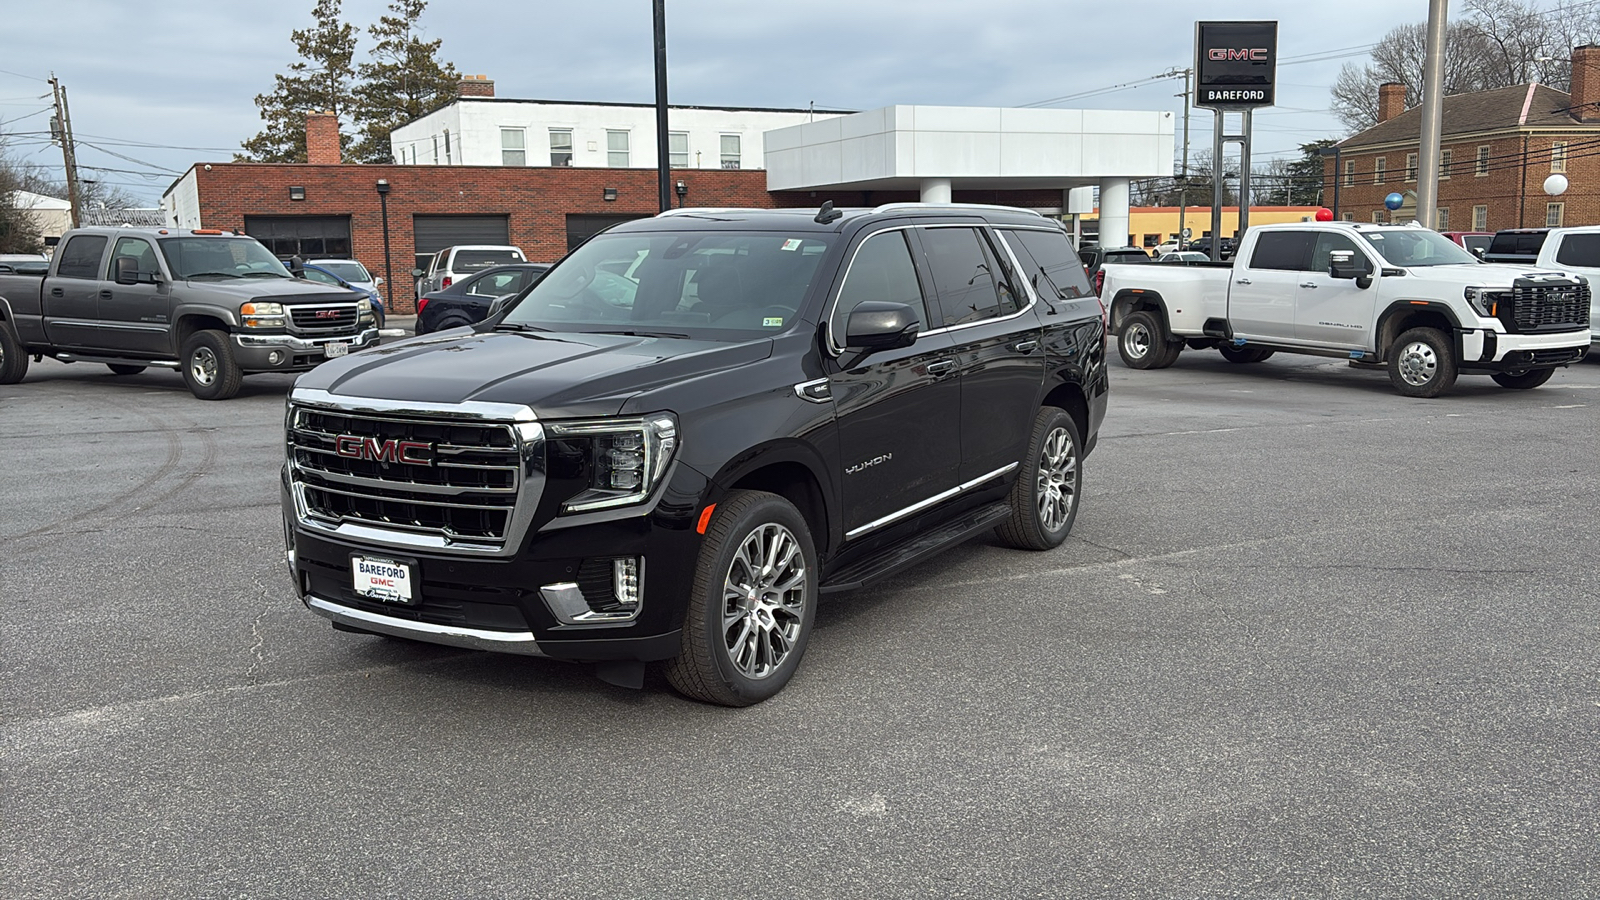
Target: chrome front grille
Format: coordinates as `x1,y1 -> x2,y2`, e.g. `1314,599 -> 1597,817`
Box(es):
290,303 -> 359,332
286,393 -> 543,556
1502,282 -> 1590,333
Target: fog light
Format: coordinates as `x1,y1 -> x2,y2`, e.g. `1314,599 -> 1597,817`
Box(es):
268,350 -> 284,365
613,558 -> 642,606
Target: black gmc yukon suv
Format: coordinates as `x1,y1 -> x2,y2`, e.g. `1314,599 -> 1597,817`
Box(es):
282,204 -> 1108,705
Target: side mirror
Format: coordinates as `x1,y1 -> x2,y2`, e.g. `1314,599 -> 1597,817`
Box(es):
288,255 -> 305,277
410,268 -> 425,278
1329,249 -> 1373,288
1470,247 -> 1485,259
114,256 -> 141,285
844,301 -> 920,352
373,276 -> 384,285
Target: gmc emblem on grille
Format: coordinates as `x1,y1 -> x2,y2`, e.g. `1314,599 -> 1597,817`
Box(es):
315,309 -> 341,318
335,435 -> 433,466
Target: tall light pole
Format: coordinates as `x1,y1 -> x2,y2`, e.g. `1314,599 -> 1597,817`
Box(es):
653,0 -> 672,213
1415,0 -> 1449,227
376,179 -> 394,314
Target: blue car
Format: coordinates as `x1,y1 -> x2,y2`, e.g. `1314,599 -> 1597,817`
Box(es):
301,261 -> 387,328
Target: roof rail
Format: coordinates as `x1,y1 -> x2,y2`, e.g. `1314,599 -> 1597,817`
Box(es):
871,202 -> 1046,218
655,207 -> 753,217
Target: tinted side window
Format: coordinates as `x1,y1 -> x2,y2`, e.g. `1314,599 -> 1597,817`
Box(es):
56,235 -> 108,280
831,230 -> 929,342
468,271 -> 527,296
1248,232 -> 1314,271
1002,229 -> 1094,301
918,226 -> 1017,327
1309,232 -> 1364,272
1554,234 -> 1600,267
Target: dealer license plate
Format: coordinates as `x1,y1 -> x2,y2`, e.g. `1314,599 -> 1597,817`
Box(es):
352,555 -> 415,605
324,342 -> 349,358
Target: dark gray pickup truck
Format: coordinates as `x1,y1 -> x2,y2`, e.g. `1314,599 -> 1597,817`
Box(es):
0,227 -> 379,399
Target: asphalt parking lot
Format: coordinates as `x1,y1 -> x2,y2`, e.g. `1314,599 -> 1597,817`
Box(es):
3,344 -> 1598,898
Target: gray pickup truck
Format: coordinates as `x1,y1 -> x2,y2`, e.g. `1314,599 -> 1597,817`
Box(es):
0,227 -> 378,399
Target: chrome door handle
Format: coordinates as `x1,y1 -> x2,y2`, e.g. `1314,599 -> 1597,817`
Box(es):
1013,340 -> 1039,354
925,359 -> 956,376
1299,282 -> 1318,289
1235,278 -> 1252,285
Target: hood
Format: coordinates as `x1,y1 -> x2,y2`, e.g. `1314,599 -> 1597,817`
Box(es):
1400,263 -> 1583,291
294,329 -> 774,419
186,278 -> 366,305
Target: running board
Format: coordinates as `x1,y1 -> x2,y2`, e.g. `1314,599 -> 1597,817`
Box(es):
54,352 -> 180,369
821,500 -> 1013,594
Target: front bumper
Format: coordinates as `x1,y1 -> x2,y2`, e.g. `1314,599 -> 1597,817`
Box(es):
1459,327 -> 1589,371
233,328 -> 380,372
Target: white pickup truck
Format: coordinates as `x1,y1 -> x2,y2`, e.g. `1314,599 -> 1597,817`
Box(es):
1100,222 -> 1591,397
1530,225 -> 1600,349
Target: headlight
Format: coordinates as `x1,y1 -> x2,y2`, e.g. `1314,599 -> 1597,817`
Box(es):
356,298 -> 373,314
1463,287 -> 1507,317
547,414 -> 678,513
241,301 -> 285,328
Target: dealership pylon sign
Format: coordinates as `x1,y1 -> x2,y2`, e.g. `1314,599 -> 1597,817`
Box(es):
1194,20 -> 1277,259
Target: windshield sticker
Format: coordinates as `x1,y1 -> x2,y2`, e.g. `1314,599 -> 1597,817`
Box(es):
763,317 -> 784,327
780,239 -> 803,252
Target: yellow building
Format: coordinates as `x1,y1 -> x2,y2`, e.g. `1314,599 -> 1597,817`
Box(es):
1089,206 -> 1325,251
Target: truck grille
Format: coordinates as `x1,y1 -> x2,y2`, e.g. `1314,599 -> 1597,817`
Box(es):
288,405 -> 531,550
1500,281 -> 1590,333
290,303 -> 359,332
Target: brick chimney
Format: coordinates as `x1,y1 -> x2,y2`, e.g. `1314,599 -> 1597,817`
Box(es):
458,74 -> 495,98
1573,45 -> 1600,123
1377,82 -> 1406,123
305,111 -> 341,165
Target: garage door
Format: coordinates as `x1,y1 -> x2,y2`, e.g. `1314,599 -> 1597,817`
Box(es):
565,214 -> 651,251
413,215 -> 511,255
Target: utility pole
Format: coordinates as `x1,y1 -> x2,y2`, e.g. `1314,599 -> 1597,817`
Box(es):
1415,0 -> 1449,228
1173,67 -> 1193,248
48,74 -> 82,229
652,0 -> 672,213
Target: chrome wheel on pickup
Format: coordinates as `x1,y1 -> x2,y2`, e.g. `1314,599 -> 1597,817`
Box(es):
1117,310 -> 1181,369
666,489 -> 818,706
1387,326 -> 1457,398
180,329 -> 243,400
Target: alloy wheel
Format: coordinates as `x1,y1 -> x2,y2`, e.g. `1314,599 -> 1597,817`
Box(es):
1035,426 -> 1078,532
1397,340 -> 1437,387
721,523 -> 807,679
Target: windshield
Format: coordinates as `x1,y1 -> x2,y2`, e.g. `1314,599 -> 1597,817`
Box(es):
158,237 -> 290,280
317,261 -> 370,282
500,230 -> 830,340
1363,229 -> 1479,267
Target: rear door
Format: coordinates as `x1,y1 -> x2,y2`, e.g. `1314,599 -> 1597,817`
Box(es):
1295,231 -> 1380,348
43,233 -> 108,348
1229,230 -> 1312,341
914,224 -> 1044,483
97,235 -> 171,355
826,226 -> 962,538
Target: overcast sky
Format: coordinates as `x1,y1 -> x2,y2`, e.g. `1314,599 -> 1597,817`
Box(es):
2,0 -> 1445,206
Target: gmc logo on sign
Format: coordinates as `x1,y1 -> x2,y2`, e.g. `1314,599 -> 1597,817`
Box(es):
1209,48 -> 1270,61
335,435 -> 433,466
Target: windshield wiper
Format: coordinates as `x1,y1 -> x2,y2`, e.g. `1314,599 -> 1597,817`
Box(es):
493,322 -> 551,333
238,271 -> 288,278
589,329 -> 691,339
183,271 -> 240,279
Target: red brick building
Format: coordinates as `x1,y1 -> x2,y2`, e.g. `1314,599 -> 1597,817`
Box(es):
162,110 -> 1062,315
1323,45 -> 1600,232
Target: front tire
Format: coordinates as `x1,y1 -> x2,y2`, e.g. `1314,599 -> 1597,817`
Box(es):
1219,345 -> 1274,364
0,322 -> 28,384
1387,327 -> 1458,398
1118,310 -> 1181,369
1491,368 -> 1555,389
180,329 -> 243,400
106,364 -> 146,376
665,490 -> 818,707
995,408 -> 1083,550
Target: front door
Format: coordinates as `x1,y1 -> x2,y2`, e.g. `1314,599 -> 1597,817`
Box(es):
43,233 -> 108,349
1295,231 -> 1379,348
1228,230 -> 1313,341
96,236 -> 171,356
826,227 -> 962,537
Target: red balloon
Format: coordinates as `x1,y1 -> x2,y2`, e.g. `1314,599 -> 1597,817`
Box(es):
1315,207 -> 1334,222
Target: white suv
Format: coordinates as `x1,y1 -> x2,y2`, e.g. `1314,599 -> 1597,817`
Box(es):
416,245 -> 526,296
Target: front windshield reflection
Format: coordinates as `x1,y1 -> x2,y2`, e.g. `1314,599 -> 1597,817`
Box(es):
1365,230 -> 1479,267
158,237 -> 292,280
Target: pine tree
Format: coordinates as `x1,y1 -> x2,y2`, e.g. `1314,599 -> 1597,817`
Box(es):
350,0 -> 460,164
239,0 -> 359,163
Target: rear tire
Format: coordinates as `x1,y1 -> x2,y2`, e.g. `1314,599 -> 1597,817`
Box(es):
1387,327 -> 1458,398
106,364 -> 146,376
995,408 -> 1083,550
665,490 -> 818,707
0,322 -> 28,384
1117,311 -> 1181,369
1219,345 -> 1274,364
180,329 -> 243,401
1491,367 -> 1555,389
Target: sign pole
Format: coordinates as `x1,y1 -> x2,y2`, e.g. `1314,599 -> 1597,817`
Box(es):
1211,110 -> 1225,262
1238,109 -> 1253,238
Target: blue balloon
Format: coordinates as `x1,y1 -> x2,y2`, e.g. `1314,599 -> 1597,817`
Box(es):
1385,192 -> 1405,211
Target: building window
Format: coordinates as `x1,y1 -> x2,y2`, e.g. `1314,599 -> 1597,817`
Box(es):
1476,145 -> 1490,176
669,131 -> 689,168
1373,157 -> 1387,184
720,134 -> 741,170
607,129 -> 630,167
549,129 -> 573,167
1343,160 -> 1356,187
1437,208 -> 1449,230
1372,211 -> 1386,224
501,128 -> 526,166
1405,153 -> 1418,182
432,135 -> 439,165
1342,212 -> 1356,222
1473,205 -> 1488,231
1439,148 -> 1452,179
1551,141 -> 1567,174
1546,202 -> 1564,227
